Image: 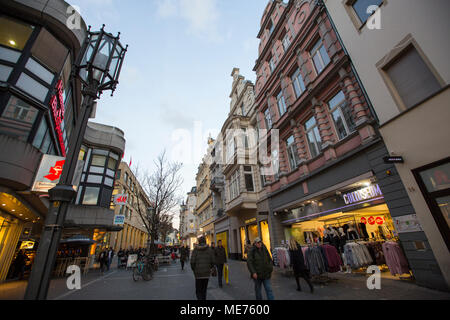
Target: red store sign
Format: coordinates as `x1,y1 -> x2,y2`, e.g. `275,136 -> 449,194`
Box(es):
49,80 -> 66,157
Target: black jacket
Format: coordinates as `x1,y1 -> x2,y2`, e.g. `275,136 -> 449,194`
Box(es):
288,243 -> 308,277
247,244 -> 273,280
190,244 -> 215,279
214,246 -> 227,265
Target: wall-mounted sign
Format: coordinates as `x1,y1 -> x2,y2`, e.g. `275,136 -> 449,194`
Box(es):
343,184 -> 383,205
393,214 -> 423,233
383,156 -> 404,164
361,217 -> 367,224
245,218 -> 257,225
114,215 -> 125,225
20,241 -> 35,250
32,155 -> 66,193
113,194 -> 128,205
32,155 -> 83,193
49,80 -> 66,157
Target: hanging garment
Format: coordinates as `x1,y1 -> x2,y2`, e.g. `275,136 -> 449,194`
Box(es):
382,241 -> 410,276
321,244 -> 343,273
359,223 -> 370,240
305,247 -> 327,276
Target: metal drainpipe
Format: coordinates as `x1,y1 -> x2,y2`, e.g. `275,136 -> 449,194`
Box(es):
318,0 -> 380,124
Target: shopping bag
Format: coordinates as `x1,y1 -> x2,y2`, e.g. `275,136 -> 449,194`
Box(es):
224,264 -> 229,284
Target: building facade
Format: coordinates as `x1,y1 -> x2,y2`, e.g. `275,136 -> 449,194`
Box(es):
107,161 -> 150,252
214,68 -> 268,260
0,0 -> 87,281
195,140 -> 215,245
253,0 -> 429,286
323,0 -> 450,291
179,187 -> 198,250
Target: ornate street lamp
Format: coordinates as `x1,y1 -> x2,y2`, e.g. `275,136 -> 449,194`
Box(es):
25,25 -> 127,300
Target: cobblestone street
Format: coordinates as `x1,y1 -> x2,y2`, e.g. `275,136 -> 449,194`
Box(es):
1,259 -> 449,300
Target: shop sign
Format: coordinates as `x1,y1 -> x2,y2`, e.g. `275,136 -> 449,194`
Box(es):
245,218 -> 257,224
361,217 -> 367,224
113,215 -> 125,225
49,79 -> 66,157
368,216 -> 376,225
383,156 -> 404,164
114,194 -> 128,205
20,241 -> 35,250
32,155 -> 66,193
376,217 -> 384,225
393,214 -> 423,233
343,184 -> 383,205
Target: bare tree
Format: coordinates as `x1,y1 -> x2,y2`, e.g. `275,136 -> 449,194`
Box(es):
132,151 -> 183,254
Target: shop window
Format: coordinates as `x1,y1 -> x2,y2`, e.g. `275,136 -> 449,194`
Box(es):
0,64 -> 13,82
304,116 -> 322,158
0,16 -> 34,51
413,159 -> 450,250
328,90 -> 355,140
91,154 -> 106,167
82,187 -> 100,205
277,91 -> 287,117
16,73 -> 49,102
87,175 -> 103,184
271,148 -> 280,178
264,107 -> 272,130
350,0 -> 383,24
286,135 -> 300,170
291,68 -> 306,99
0,95 -> 38,141
244,166 -> 254,192
310,39 -> 330,75
383,45 -> 441,110
282,33 -> 291,52
25,57 -> 55,85
0,46 -> 21,63
32,116 -> 55,154
31,28 -> 68,73
108,157 -> 117,170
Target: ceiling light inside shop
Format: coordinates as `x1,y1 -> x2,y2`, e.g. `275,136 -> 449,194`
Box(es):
9,40 -> 16,46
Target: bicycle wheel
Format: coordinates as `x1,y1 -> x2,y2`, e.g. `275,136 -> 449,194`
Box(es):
142,266 -> 153,281
132,267 -> 140,281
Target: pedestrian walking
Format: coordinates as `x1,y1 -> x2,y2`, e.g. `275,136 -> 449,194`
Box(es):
247,237 -> 274,300
180,245 -> 189,270
190,236 -> 215,300
12,250 -> 28,280
107,248 -> 115,271
288,239 -> 314,293
244,240 -> 251,259
214,240 -> 227,288
99,249 -> 108,274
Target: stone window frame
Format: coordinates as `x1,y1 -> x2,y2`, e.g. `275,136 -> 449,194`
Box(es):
375,34 -> 445,113
342,0 -> 387,34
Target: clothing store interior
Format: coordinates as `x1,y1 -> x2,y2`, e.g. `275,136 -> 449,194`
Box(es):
274,181 -> 413,282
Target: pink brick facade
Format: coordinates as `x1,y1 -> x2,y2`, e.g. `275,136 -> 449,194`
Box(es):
254,0 -> 378,196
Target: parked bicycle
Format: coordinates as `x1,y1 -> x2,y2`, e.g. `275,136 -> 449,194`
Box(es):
132,256 -> 153,281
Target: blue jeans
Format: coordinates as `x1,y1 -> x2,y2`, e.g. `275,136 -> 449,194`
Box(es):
254,278 -> 274,300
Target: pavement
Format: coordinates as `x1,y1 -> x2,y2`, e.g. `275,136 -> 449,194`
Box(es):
1,259 -> 449,300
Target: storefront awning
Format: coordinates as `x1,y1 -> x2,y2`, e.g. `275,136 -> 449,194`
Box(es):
281,196 -> 384,225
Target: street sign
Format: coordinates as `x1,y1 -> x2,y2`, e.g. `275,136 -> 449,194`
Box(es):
114,215 -> 125,225
383,156 -> 404,164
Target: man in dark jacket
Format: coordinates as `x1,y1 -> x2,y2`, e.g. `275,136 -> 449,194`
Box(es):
247,237 -> 274,300
180,244 -> 189,270
190,236 -> 215,300
214,240 -> 227,288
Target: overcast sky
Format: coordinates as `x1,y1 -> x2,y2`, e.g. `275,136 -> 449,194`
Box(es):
68,0 -> 268,228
